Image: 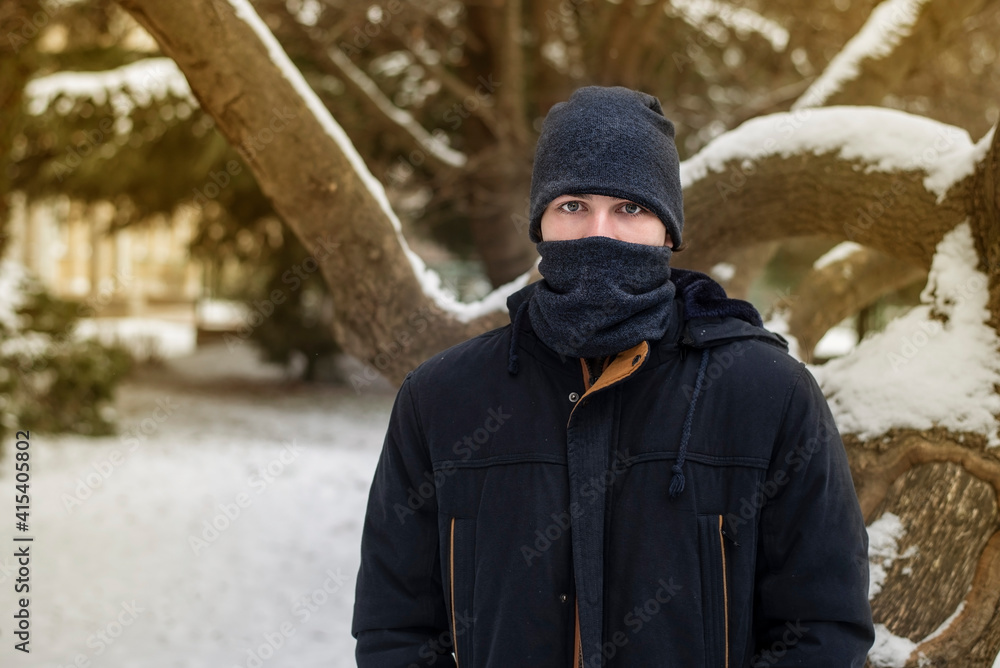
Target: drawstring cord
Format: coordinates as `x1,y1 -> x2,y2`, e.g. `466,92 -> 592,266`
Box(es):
507,299 -> 530,375
670,348 -> 710,498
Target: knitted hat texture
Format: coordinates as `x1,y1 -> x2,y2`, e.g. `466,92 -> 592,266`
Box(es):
528,86 -> 684,247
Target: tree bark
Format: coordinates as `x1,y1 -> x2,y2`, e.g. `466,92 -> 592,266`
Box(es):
970,125 -> 1000,329
673,241 -> 779,300
682,145 -> 973,273
869,462 -> 998,641
463,142 -> 538,287
847,432 -> 1000,666
461,0 -> 538,287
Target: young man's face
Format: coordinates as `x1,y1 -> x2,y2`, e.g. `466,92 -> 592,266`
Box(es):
538,193 -> 671,247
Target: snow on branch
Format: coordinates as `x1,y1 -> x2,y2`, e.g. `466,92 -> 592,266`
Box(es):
328,48 -> 466,168
224,0 -> 526,321
810,222 -> 1000,446
680,106 -> 981,203
667,0 -> 789,52
813,241 -> 865,270
793,0 -> 931,110
24,57 -> 195,118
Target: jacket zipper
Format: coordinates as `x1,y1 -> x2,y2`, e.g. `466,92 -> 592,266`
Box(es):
717,515 -> 730,667
573,599 -> 582,668
568,346 -> 645,667
573,358 -> 599,668
450,517 -> 460,668
584,357 -> 602,387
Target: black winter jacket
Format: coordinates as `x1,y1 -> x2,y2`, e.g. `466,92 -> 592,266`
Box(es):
352,269 -> 875,667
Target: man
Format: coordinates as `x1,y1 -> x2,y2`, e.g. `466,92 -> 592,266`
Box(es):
352,85 -> 874,667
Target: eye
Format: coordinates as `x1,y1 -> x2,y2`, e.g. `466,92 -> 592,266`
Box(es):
557,201 -> 583,213
621,202 -> 644,215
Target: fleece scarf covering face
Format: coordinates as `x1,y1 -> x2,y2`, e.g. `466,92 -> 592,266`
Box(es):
527,235 -> 675,358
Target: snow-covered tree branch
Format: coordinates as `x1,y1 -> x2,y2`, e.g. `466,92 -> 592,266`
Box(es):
116,0 -> 523,386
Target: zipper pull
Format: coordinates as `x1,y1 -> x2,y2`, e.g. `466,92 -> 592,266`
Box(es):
721,526 -> 740,547
679,332 -> 695,361
584,357 -> 600,388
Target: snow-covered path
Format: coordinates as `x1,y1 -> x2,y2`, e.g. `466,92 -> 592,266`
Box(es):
0,344 -> 394,667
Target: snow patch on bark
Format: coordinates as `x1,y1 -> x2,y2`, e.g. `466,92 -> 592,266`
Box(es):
864,602 -> 965,666
811,222 -> 1000,445
867,512 -> 917,599
225,0 -> 525,321
869,624 -> 918,667
680,106 -> 979,203
794,0 -> 931,109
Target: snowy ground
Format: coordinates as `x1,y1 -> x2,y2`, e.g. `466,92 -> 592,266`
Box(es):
0,342 -> 396,667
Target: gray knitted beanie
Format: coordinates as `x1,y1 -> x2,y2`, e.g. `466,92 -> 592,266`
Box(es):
527,86 -> 684,247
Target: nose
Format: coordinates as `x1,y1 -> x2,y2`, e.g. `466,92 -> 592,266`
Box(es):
583,207 -> 614,239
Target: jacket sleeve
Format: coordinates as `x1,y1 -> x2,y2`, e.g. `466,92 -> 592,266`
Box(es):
751,365 -> 875,667
352,373 -> 457,668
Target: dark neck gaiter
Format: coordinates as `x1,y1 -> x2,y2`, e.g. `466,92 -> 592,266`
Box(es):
528,235 -> 676,358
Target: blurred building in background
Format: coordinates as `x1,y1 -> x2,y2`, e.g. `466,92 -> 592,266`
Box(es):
5,192 -> 202,313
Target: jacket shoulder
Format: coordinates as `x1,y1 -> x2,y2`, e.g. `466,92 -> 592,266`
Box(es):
407,324 -> 510,387
726,333 -> 803,375
683,312 -> 789,352
687,321 -> 809,410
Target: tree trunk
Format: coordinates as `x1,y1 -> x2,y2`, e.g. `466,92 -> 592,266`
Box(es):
972,125 -> 1000,329
0,0 -> 41,254
462,142 -> 538,287
117,0 -> 509,386
847,432 -> 1000,666
843,120 -> 1000,666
